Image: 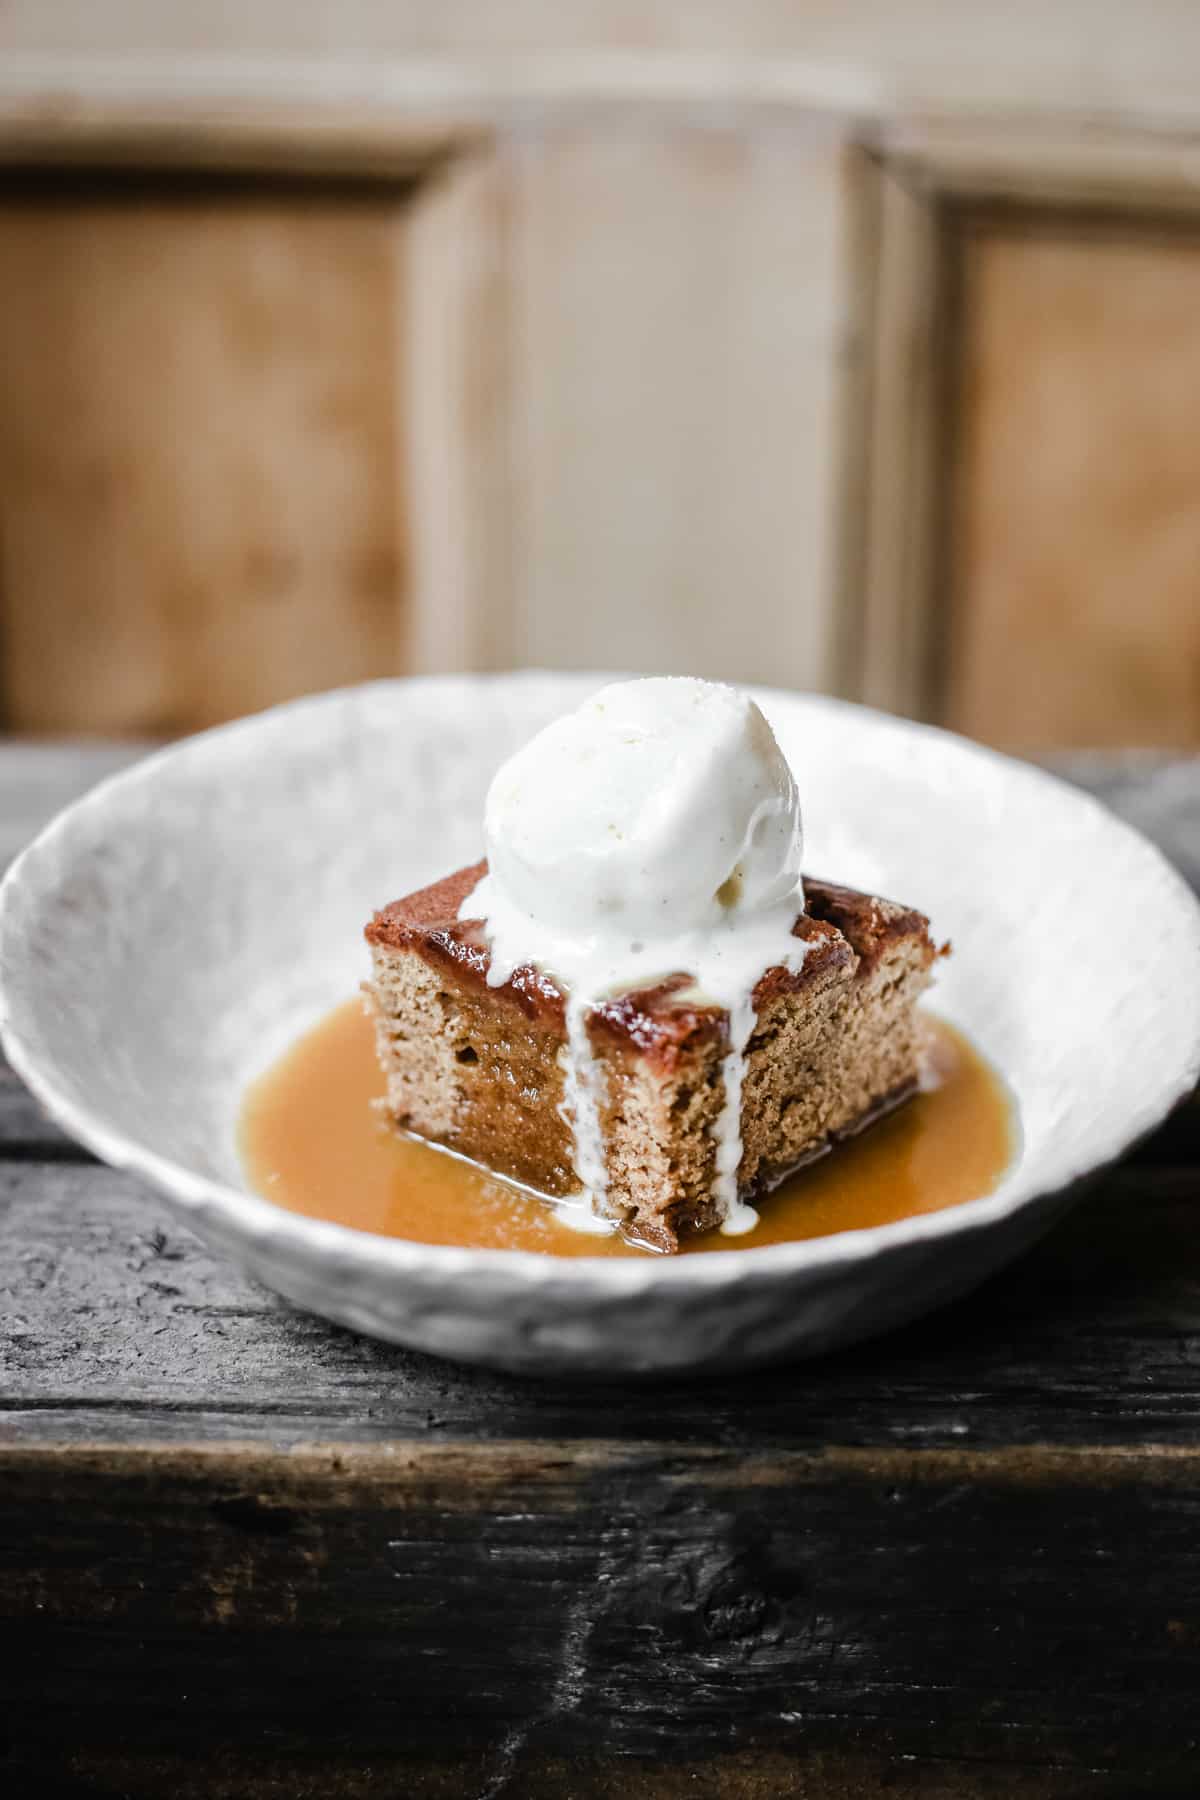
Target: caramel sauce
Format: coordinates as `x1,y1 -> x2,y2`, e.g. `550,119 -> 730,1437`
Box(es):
239,999 -> 1015,1256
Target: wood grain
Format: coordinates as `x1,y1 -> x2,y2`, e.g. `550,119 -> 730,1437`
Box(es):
0,186 -> 407,733
946,222 -> 1200,749
3,1436 -> 1200,1796
507,124 -> 853,694
402,149 -> 514,674
0,1144 -> 1197,1451
858,164 -> 942,719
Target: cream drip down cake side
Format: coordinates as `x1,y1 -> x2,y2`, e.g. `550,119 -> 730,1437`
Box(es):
364,678 -> 941,1252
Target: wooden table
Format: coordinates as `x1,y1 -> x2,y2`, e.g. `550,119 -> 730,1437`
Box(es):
2,745 -> 1198,1798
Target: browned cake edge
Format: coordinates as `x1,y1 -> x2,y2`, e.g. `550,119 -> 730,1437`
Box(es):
365,862 -> 940,1243
365,861 -> 932,1067
365,862 -> 941,1250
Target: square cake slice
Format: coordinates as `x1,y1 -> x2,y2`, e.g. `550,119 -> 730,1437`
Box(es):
365,862 -> 939,1253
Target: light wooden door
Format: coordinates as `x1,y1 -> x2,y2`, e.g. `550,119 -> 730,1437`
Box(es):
944,216 -> 1200,749
861,179 -> 1200,751
4,14 -> 1200,751
0,139 -> 856,736
0,179 -> 408,734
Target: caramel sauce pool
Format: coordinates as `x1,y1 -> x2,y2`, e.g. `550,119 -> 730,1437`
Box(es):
240,1000 -> 1014,1255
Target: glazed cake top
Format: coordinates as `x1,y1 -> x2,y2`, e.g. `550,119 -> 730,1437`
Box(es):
366,862 -> 935,1070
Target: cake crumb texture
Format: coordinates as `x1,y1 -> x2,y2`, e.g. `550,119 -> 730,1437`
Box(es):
366,867 -> 938,1252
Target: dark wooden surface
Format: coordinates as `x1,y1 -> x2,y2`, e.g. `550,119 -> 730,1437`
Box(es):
2,745 -> 1199,1798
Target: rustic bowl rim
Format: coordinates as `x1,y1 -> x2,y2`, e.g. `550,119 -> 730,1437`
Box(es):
1,673 -> 1198,1305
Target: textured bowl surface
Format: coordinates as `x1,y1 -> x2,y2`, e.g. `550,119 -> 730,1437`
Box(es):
2,674 -> 1198,1375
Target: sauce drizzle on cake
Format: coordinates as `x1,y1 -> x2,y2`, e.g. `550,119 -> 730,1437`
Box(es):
457,678 -> 814,1236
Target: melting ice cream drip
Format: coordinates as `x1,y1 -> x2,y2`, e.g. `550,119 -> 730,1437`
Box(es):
713,995 -> 760,1236
558,992 -> 613,1229
460,676 -> 808,1234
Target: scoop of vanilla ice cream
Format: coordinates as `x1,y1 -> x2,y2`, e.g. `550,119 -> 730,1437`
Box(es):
481,677 -> 802,940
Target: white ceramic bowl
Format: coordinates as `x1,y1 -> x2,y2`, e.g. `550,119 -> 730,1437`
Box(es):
2,674 -> 1198,1376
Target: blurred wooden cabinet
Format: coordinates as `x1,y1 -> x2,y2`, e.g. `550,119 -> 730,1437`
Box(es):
1,5 -> 1199,747
862,186 -> 1200,750
946,221 -> 1200,748
0,183 -> 407,732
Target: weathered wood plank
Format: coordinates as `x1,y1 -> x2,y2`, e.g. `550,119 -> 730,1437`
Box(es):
2,1439 -> 1200,1795
2,1152 -> 1198,1450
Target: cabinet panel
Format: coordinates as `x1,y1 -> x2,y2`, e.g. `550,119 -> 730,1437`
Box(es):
508,128 -> 854,695
947,224 -> 1200,748
0,188 -> 406,733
